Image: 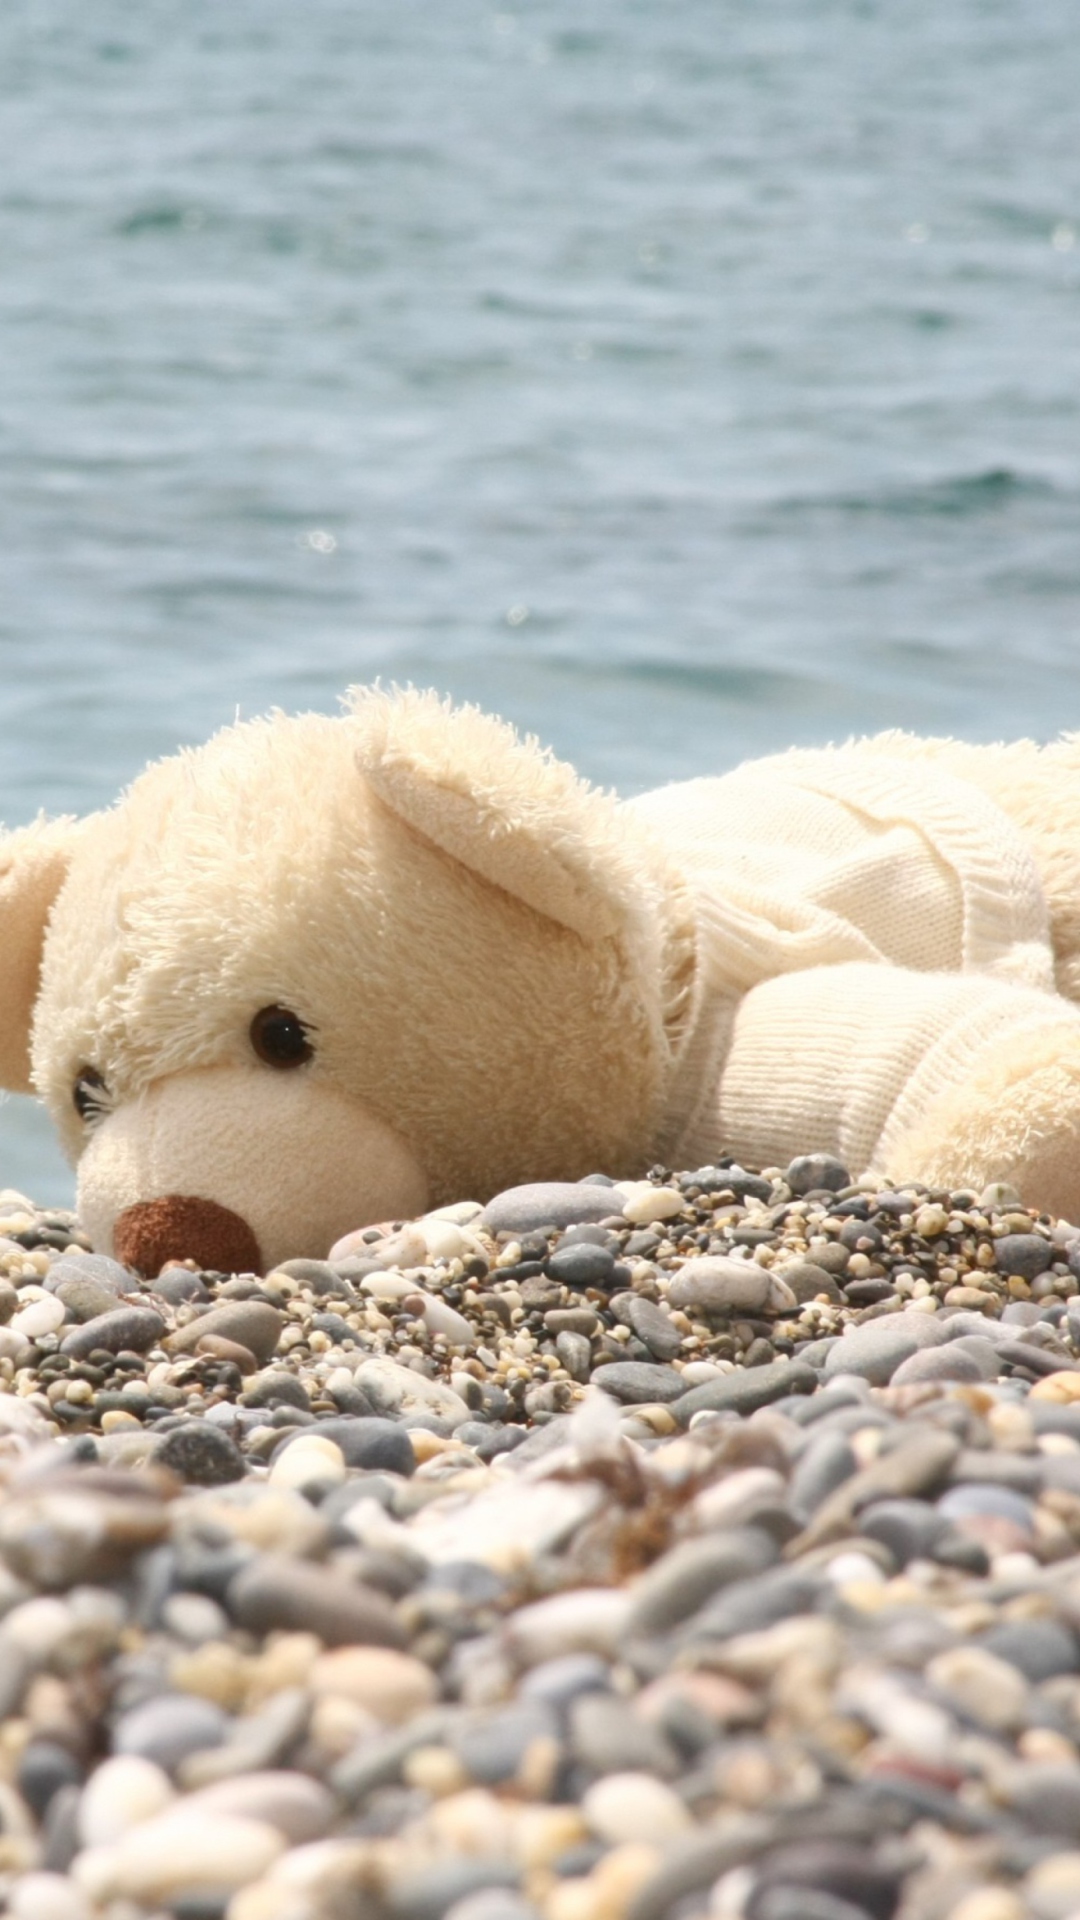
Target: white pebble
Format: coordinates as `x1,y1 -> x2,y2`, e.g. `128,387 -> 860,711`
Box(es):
77,1754 -> 174,1847
74,1812 -> 285,1904
620,1185 -> 685,1226
7,1872 -> 92,1920
269,1437 -> 346,1491
583,1772 -> 691,1846
10,1290 -> 66,1338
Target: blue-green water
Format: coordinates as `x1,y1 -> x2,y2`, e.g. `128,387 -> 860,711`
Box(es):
3,0 -> 1079,1200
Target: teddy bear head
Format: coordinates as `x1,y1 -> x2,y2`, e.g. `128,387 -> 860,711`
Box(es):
0,690 -> 688,1275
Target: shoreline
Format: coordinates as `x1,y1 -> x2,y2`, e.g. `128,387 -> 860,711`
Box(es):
0,1161 -> 1079,1918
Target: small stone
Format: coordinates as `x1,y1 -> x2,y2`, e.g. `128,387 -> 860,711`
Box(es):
11,1291 -> 67,1338
779,1261 -> 844,1304
177,1769 -> 335,1844
241,1369 -> 311,1411
673,1358 -> 817,1422
156,1422 -> 245,1486
927,1645 -> 1030,1733
7,1874 -> 92,1920
55,1276 -> 128,1323
593,1361 -> 685,1404
150,1269 -> 210,1306
556,1330 -> 592,1380
979,1619 -> 1080,1682
1031,1372 -> 1080,1404
505,1588 -> 632,1667
569,1693 -> 678,1777
228,1552 -> 406,1648
995,1233 -> 1054,1280
77,1754 -> 175,1847
786,1155 -> 850,1196
61,1306 -> 166,1360
620,1185 -> 686,1227
72,1809 -> 285,1905
890,1345 -> 985,1386
480,1184 -> 619,1236
582,1772 -> 691,1846
626,1530 -> 777,1636
822,1312 -> 947,1384
788,1432 -> 859,1521
309,1645 -> 438,1722
666,1257 -> 792,1318
285,1415 -> 415,1475
547,1243 -> 617,1289
113,1694 -> 229,1774
268,1435 -> 346,1491
166,1301 -> 283,1365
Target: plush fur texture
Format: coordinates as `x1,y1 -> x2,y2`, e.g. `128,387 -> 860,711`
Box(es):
4,691 -> 1080,1273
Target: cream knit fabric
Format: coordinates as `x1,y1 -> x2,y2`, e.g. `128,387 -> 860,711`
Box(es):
627,747 -> 1075,1177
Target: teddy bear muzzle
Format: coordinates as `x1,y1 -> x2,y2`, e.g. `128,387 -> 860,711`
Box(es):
113,1196 -> 262,1278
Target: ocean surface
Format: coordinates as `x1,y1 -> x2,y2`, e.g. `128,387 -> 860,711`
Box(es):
2,0 -> 1079,1202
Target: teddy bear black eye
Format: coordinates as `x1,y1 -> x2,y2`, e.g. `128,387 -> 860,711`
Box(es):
73,1069 -> 108,1123
250,1006 -> 314,1069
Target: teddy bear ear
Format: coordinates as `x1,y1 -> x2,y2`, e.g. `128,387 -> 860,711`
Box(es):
349,687 -> 648,942
0,816 -> 82,1092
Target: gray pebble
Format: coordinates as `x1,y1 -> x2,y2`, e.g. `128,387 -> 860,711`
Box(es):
295,1416 -> 416,1475
789,1431 -> 859,1522
673,1358 -> 817,1422
822,1313 -> 947,1385
979,1618 -> 1079,1682
858,1498 -> 952,1566
519,1654 -> 612,1710
46,1254 -> 131,1296
274,1258 -> 352,1295
614,1294 -> 683,1360
61,1305 -> 166,1360
54,1276 -> 127,1323
480,1184 -> 619,1236
626,1529 -> 777,1636
785,1155 -> 851,1196
447,1701 -> 557,1785
241,1369 -> 311,1411
113,1692 -> 228,1773
997,1761 -> 1080,1837
227,1551 -> 408,1647
555,1331 -> 592,1382
149,1268 -> 211,1306
389,1861 -> 522,1920
547,1243 -> 616,1288
689,1566 -> 823,1642
593,1361 -> 686,1404
994,1233 -> 1054,1280
889,1345 -> 986,1386
568,1692 -> 679,1777
167,1300 -> 283,1364
780,1262 -> 845,1305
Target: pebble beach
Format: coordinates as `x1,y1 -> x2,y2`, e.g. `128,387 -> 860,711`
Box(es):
3,1161 -> 1080,1920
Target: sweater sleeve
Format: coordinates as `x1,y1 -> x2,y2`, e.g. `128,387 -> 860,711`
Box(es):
690,961 -> 1080,1191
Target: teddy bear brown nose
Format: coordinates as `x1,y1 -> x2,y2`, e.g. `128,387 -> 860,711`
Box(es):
113,1196 -> 263,1277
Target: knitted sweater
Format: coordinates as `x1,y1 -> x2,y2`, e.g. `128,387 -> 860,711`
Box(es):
627,747 -> 1080,1180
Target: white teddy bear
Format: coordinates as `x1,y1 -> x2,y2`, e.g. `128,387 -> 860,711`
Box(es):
3,687 -> 1080,1274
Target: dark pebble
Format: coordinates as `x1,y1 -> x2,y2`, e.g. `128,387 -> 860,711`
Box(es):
626,1529 -> 777,1636
994,1233 -> 1054,1280
688,1566 -> 824,1642
388,1861 -> 521,1920
241,1369 -> 312,1411
749,1843 -> 902,1920
785,1156 -> 851,1197
61,1306 -> 166,1360
546,1243 -> 617,1289
16,1740 -> 83,1818
155,1421 -> 246,1486
285,1415 -> 415,1475
979,1618 -> 1080,1682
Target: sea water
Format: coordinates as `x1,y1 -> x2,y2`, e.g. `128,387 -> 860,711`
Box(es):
2,0 -> 1078,1199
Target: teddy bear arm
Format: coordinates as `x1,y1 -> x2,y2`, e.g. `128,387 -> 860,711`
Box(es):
698,962 -> 1080,1219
